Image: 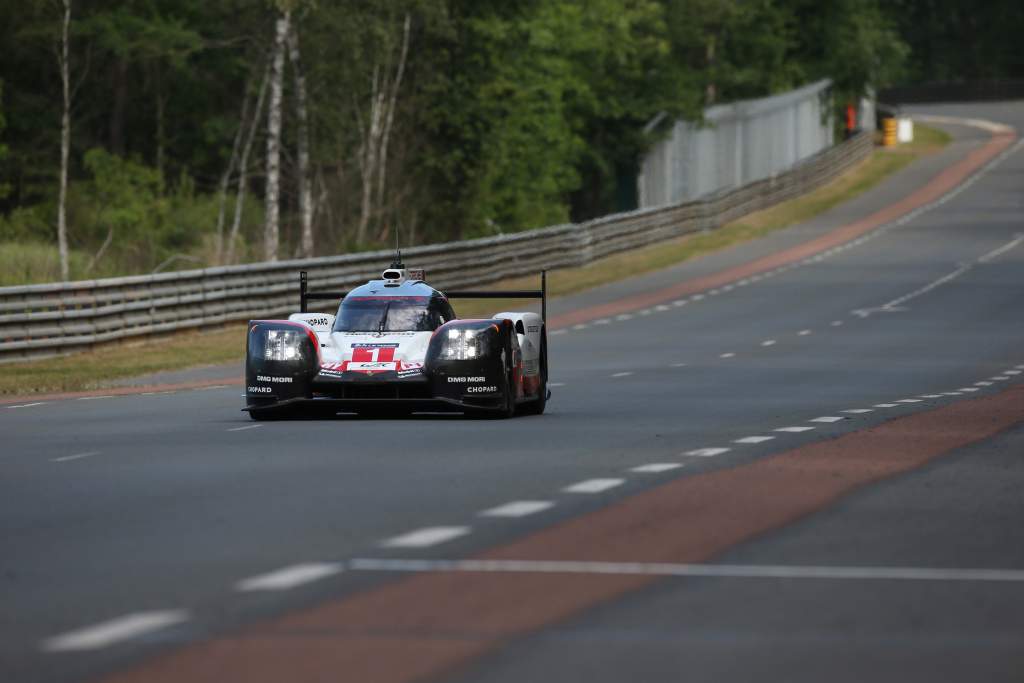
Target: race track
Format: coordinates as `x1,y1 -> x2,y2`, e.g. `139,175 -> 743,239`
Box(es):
3,100 -> 1024,683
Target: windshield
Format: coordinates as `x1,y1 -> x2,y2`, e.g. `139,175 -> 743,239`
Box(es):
333,296 -> 452,332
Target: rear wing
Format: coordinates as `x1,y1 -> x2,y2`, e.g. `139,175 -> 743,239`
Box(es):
298,270 -> 548,323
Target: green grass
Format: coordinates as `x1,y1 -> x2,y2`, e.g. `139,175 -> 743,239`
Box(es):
2,127 -> 950,396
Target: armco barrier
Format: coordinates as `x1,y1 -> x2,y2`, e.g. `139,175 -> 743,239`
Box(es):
0,131 -> 873,362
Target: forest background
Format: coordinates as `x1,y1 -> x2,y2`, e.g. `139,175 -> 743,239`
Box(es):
0,0 -> 1019,285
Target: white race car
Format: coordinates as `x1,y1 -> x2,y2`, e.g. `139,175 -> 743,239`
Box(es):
244,263 -> 549,419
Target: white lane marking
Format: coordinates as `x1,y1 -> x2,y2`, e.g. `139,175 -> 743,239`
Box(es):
611,372 -> 633,378
550,329 -> 568,336
734,436 -> 774,444
42,611 -> 188,652
842,409 -> 873,414
8,402 -> 46,409
831,320 -> 844,327
944,392 -> 963,396
227,424 -> 262,432
1007,370 -> 1022,375
720,352 -> 736,359
563,478 -> 625,494
761,340 -> 776,347
549,382 -> 566,388
76,395 -> 114,401
140,392 -> 156,396
1017,364 -> 1024,370
684,448 -> 730,457
691,294 -> 705,301
52,451 -> 100,463
991,376 -> 1010,381
874,403 -> 899,408
672,299 -> 687,306
709,289 -> 720,295
615,314 -> 633,321
196,385 -> 229,391
381,526 -> 470,548
655,305 -> 671,312
236,563 -> 343,591
854,234 -> 1024,318
895,399 -> 922,403
479,501 -> 554,518
571,324 -> 588,331
670,362 -> 688,368
775,426 -> 815,433
959,388 -> 980,392
593,318 -> 611,325
798,329 -> 812,336
348,558 -> 1024,583
975,381 -> 993,386
810,416 -> 844,423
631,463 -> 684,473
919,394 -> 945,399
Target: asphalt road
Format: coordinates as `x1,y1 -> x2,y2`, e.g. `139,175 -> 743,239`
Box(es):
2,101 -> 1024,683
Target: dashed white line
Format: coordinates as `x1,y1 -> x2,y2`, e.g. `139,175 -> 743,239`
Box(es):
761,340 -> 776,347
683,448 -> 731,457
958,388 -> 980,392
611,371 -> 633,378
895,399 -> 922,403
227,424 -> 262,432
7,402 -> 46,409
734,436 -> 774,444
1006,370 -> 1022,375
563,478 -> 625,494
991,376 -> 1010,381
549,382 -> 566,388
842,409 -> 873,414
810,416 -> 844,423
670,362 -> 688,368
874,403 -> 899,408
572,324 -> 588,331
76,395 -> 114,401
798,329 -> 812,336
918,394 -> 945,399
236,563 -> 343,591
52,451 -> 100,463
479,501 -> 554,518
831,321 -> 844,327
631,463 -> 684,473
691,294 -> 705,301
593,318 -> 612,325
655,305 -> 671,312
672,299 -> 687,307
974,381 -> 993,387
615,314 -> 633,321
720,352 -> 736,359
381,526 -> 470,548
550,329 -> 568,336
42,611 -> 189,652
775,426 -> 815,433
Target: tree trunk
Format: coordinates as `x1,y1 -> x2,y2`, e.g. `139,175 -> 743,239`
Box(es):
57,0 -> 71,281
286,24 -> 313,258
263,11 -> 290,263
155,64 -> 167,195
356,66 -> 383,245
374,14 -> 411,240
227,56 -> 271,265
110,58 -> 128,156
215,71 -> 255,264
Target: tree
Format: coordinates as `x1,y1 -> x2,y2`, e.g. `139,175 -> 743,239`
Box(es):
263,7 -> 289,262
57,0 -> 71,281
286,22 -> 314,257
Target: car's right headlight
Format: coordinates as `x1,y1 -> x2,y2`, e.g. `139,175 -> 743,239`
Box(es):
439,327 -> 482,360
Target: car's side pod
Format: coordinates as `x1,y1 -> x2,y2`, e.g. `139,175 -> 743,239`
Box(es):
245,320 -> 320,408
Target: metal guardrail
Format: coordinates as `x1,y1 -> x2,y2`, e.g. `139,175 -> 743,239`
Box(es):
0,131 -> 873,363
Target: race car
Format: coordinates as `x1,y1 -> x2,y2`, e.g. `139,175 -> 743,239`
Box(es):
244,263 -> 549,419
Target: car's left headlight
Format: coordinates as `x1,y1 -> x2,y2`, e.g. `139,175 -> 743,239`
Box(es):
439,327 -> 482,360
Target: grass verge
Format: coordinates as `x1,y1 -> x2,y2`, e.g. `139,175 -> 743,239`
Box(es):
2,126 -> 950,396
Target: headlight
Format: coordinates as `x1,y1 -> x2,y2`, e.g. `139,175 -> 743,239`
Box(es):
264,329 -> 306,361
439,328 -> 481,360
